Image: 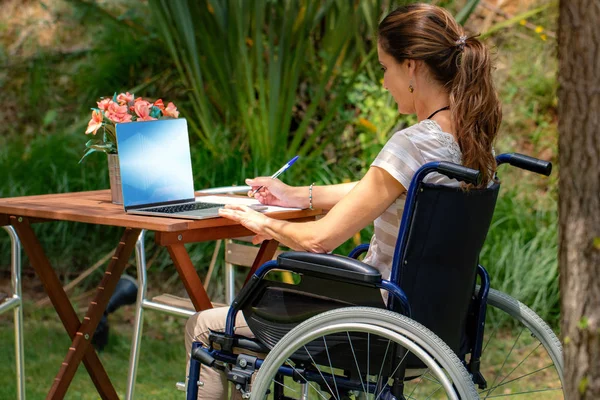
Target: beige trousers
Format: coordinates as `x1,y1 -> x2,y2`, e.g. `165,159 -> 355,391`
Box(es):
185,307 -> 255,400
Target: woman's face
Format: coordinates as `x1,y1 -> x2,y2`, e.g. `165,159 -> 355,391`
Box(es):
377,41 -> 414,115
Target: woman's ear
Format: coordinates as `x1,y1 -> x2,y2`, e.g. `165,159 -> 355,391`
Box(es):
405,58 -> 417,78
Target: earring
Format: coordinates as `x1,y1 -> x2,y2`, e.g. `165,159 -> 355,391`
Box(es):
408,84 -> 414,93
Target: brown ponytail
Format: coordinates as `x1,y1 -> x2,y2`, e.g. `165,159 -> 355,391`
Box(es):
378,3 -> 501,185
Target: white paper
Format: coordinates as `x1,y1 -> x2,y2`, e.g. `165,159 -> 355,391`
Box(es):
195,195 -> 302,213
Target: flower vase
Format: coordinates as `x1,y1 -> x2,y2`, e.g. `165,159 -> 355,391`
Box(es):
107,154 -> 123,205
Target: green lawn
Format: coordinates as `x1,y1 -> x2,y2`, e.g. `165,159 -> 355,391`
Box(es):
0,300 -> 562,399
0,303 -> 186,400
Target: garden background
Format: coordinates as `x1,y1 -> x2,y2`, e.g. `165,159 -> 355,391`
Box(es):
0,0 -> 558,398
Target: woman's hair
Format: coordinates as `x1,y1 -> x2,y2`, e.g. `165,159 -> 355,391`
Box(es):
378,3 -> 501,185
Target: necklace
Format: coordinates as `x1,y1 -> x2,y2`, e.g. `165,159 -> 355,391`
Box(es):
426,105 -> 450,120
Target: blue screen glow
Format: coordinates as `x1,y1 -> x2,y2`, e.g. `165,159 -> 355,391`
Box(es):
116,119 -> 194,208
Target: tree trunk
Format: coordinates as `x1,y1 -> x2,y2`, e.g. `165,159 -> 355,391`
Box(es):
558,1 -> 600,398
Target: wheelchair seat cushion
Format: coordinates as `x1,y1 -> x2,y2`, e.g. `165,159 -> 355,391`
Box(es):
242,254 -> 386,350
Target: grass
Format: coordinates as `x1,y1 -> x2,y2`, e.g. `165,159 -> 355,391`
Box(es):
0,301 -> 186,400
480,184 -> 559,326
1,297 -> 563,399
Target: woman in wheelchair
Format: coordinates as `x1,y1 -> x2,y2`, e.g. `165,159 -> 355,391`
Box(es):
185,3 -> 561,400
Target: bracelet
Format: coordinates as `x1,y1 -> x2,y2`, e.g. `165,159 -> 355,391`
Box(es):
309,182 -> 315,210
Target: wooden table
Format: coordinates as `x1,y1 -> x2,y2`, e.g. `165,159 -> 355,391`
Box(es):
0,190 -> 320,400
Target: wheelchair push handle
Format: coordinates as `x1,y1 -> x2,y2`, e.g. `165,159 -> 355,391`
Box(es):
437,161 -> 481,185
496,153 -> 552,176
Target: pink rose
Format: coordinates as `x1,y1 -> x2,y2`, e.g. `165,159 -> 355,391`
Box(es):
134,100 -> 156,122
163,102 -> 179,118
154,98 -> 165,111
97,98 -> 113,111
106,102 -> 132,123
117,92 -> 134,105
85,110 -> 103,135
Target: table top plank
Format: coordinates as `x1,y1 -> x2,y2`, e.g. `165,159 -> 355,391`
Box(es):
0,190 -> 322,232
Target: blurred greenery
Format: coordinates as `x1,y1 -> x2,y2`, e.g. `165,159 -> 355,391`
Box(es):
0,0 -> 558,308
0,0 -> 559,394
0,304 -> 186,399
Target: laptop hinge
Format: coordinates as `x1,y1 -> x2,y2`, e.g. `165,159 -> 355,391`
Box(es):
125,197 -> 196,212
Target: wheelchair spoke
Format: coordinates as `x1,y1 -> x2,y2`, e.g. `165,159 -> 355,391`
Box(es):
347,332 -> 368,395
373,339 -> 391,399
272,377 -> 299,394
322,336 -> 341,400
303,345 -> 338,400
374,345 -> 410,400
481,364 -> 556,396
484,327 -> 525,399
494,343 -> 542,388
477,290 -> 564,399
423,382 -> 443,399
251,308 -> 479,399
419,370 -> 441,385
407,370 -> 427,398
485,387 -> 564,398
284,359 -> 329,400
413,370 -> 446,399
482,320 -> 501,354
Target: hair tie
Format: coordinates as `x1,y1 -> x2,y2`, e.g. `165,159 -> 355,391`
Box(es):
456,35 -> 467,51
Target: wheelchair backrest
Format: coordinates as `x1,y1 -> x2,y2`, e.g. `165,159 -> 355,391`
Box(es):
393,182 -> 500,355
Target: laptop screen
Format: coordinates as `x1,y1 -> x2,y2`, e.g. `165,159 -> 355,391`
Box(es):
116,119 -> 195,208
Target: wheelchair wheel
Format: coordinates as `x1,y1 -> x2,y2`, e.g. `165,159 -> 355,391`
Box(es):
477,288 -> 564,398
251,307 -> 478,399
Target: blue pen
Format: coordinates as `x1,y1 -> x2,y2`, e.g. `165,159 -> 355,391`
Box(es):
251,155 -> 299,196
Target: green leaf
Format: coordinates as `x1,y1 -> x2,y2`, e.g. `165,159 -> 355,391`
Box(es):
78,147 -> 98,163
150,106 -> 161,118
42,109 -> 58,127
481,4 -> 551,39
85,139 -> 102,147
148,0 -> 376,174
455,0 -> 481,25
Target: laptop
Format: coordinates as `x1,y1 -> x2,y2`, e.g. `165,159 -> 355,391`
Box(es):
115,118 -> 232,220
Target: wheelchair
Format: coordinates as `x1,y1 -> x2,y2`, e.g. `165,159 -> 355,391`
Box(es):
187,153 -> 562,399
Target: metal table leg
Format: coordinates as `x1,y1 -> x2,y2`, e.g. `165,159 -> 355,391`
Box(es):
126,229 -> 147,400
1,226 -> 25,400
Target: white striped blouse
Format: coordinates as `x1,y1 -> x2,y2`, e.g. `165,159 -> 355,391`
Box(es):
362,119 -> 462,283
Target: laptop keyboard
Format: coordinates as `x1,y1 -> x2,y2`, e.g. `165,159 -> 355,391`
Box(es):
144,202 -> 226,214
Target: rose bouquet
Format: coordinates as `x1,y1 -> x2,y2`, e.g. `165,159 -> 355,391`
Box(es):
81,92 -> 179,162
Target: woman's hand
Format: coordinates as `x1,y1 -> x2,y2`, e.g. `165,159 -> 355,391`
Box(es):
245,177 -> 305,208
218,204 -> 274,245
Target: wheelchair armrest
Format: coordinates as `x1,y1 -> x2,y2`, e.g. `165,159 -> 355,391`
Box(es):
231,253 -> 382,316
348,243 -> 370,259
277,252 -> 381,285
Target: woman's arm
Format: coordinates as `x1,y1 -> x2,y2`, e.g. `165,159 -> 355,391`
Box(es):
220,167 -> 405,252
247,178 -> 358,210
300,181 -> 358,210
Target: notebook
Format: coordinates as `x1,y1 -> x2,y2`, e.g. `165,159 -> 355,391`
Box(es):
115,118 -> 239,220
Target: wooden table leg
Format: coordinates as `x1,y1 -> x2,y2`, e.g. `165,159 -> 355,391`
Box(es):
166,243 -> 213,311
12,216 -> 140,400
244,239 -> 280,284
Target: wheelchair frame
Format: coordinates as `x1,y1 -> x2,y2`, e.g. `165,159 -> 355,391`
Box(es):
186,153 -> 556,400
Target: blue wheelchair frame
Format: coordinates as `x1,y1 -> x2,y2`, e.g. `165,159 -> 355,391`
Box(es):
186,153 -> 551,400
